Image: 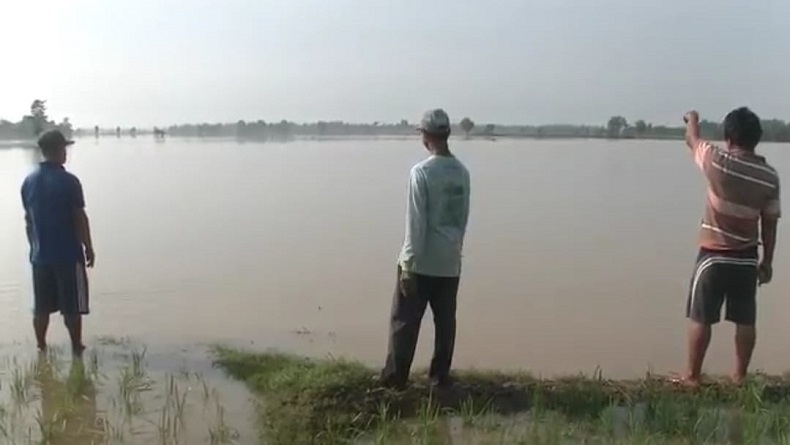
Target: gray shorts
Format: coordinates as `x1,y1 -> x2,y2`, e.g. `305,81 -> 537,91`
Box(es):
32,263 -> 90,316
685,247 -> 758,325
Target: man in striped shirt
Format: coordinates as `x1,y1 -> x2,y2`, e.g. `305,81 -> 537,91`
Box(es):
682,107 -> 780,386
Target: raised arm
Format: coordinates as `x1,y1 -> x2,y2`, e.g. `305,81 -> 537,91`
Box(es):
72,177 -> 95,267
399,167 -> 428,274
684,110 -> 716,172
684,110 -> 701,151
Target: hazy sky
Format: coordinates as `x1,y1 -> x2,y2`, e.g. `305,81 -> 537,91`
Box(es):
2,0 -> 789,127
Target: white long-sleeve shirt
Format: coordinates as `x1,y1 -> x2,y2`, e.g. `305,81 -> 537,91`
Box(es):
398,155 -> 470,277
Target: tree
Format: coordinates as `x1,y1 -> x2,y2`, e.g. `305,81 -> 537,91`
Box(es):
606,116 -> 628,139
59,117 -> 73,138
460,117 -> 475,138
634,120 -> 647,138
236,120 -> 247,138
30,99 -> 48,136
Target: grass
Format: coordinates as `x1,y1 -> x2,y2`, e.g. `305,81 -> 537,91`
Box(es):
0,342 -> 241,444
213,347 -> 790,445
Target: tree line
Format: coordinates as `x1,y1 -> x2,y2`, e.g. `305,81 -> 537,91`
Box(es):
102,116 -> 790,142
0,100 -> 73,140
4,100 -> 790,143
605,116 -> 790,142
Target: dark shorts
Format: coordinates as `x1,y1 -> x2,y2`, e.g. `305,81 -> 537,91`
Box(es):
32,263 -> 90,316
685,247 -> 758,325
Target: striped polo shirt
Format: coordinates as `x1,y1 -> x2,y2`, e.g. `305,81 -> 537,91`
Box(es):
693,140 -> 781,251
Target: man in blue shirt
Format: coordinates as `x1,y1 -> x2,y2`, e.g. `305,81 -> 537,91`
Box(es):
21,130 -> 95,355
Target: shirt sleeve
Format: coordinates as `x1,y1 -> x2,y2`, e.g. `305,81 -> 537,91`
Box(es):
71,176 -> 86,209
399,167 -> 428,271
460,169 -> 471,232
763,177 -> 781,219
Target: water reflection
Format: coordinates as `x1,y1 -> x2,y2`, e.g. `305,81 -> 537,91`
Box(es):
36,354 -> 104,444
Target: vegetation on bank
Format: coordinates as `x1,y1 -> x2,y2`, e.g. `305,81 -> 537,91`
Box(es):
5,98 -> 790,143
0,100 -> 73,140
76,116 -> 790,143
214,348 -> 790,445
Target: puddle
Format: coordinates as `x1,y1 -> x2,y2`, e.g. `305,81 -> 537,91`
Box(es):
0,339 -> 256,444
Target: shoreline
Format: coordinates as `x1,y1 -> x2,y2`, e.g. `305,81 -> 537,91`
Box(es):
214,348 -> 790,444
0,134 -> 701,148
2,338 -> 789,443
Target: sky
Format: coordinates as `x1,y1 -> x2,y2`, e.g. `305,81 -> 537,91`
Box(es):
1,0 -> 789,128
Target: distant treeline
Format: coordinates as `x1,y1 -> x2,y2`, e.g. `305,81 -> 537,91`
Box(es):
81,116 -> 790,143
0,100 -> 73,141
4,100 -> 790,143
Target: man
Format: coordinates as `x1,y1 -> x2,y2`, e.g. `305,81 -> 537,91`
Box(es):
380,109 -> 471,389
681,107 -> 780,386
22,129 -> 95,355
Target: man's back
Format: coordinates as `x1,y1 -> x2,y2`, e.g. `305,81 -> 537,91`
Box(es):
21,163 -> 84,265
694,140 -> 781,250
400,155 -> 470,277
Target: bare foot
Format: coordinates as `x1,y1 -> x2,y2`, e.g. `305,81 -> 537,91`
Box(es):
730,374 -> 746,386
668,373 -> 701,389
72,343 -> 86,357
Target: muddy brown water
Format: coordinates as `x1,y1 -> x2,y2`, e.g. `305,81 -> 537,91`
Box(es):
1,138 -> 789,379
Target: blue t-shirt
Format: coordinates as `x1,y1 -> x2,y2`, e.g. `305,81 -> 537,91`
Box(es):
21,162 -> 85,265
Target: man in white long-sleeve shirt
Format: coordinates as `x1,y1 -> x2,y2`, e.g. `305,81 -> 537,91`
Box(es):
380,108 -> 471,389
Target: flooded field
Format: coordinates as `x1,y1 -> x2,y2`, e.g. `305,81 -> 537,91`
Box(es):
0,340 -> 254,444
1,138 -> 790,378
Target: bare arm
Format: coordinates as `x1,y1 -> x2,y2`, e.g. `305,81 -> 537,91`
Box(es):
24,212 -> 33,246
75,207 -> 94,248
761,217 -> 778,266
759,182 -> 781,284
684,110 -> 719,173
684,111 -> 701,151
71,177 -> 95,267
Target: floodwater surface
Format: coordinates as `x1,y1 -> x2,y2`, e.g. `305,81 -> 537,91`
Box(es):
1,138 -> 789,378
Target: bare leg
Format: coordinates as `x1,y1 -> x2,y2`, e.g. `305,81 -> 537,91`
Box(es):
685,321 -> 712,386
732,324 -> 756,384
63,315 -> 85,356
33,314 -> 50,351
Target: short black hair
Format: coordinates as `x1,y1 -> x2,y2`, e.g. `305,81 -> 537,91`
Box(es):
423,129 -> 451,142
723,107 -> 762,151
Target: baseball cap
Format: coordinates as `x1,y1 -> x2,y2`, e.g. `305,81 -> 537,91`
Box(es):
416,108 -> 451,135
37,129 -> 74,151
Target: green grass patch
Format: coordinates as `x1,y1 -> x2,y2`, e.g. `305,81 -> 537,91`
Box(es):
214,347 -> 790,445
